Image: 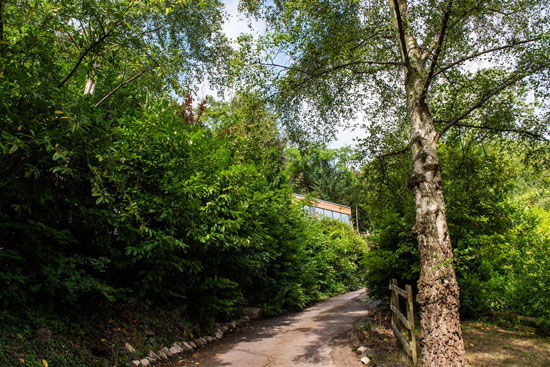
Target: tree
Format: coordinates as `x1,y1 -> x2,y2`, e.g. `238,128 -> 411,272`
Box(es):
284,145 -> 360,205
0,0 -> 230,308
205,92 -> 287,186
235,0 -> 550,365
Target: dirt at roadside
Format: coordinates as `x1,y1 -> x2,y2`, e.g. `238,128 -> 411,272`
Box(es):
348,310 -> 408,367
462,321 -> 550,367
352,311 -> 550,367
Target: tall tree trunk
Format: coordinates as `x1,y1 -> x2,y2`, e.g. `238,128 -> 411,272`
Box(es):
407,76 -> 466,366
388,0 -> 466,365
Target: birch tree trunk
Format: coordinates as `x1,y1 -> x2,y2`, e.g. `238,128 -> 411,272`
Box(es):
407,76 -> 466,367
389,0 -> 466,365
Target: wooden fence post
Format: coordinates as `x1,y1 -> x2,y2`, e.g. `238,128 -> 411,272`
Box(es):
406,284 -> 418,365
391,279 -> 399,331
389,279 -> 418,366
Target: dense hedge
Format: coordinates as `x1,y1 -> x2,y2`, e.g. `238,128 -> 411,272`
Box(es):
0,1 -> 366,319
0,91 -> 367,323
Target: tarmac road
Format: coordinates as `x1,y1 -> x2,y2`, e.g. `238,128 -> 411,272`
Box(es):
161,289 -> 373,367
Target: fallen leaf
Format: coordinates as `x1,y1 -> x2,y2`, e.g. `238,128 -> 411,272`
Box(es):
18,357 -> 25,363
42,360 -> 48,367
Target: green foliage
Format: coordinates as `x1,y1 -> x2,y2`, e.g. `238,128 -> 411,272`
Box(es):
258,215 -> 368,316
1,81 -> 368,315
284,145 -> 360,206
0,0 -> 230,309
361,212 -> 419,299
444,141 -> 550,320
1,5 -> 368,365
360,137 -> 550,321
235,0 -> 550,149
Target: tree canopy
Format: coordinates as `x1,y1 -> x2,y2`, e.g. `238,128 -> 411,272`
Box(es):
235,0 -> 549,149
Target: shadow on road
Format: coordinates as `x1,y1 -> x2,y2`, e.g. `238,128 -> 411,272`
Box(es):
161,289 -> 375,367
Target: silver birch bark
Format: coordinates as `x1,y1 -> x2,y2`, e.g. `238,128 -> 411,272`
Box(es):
388,0 -> 466,365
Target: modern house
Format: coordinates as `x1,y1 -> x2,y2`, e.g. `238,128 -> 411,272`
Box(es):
293,193 -> 352,225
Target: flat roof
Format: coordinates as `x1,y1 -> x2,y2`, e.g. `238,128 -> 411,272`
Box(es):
292,193 -> 352,215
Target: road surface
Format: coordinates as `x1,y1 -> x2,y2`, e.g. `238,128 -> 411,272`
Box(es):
162,289 -> 374,367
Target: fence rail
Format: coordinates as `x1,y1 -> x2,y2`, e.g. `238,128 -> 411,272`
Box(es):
489,310 -> 550,332
389,279 -> 417,366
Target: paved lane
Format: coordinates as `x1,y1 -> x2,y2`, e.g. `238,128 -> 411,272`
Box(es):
163,289 -> 373,367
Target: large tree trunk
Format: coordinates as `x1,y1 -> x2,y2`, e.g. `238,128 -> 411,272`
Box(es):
388,0 -> 467,364
406,74 -> 466,366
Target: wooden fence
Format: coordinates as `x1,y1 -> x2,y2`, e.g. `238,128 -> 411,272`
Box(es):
389,279 -> 418,365
489,310 -> 550,332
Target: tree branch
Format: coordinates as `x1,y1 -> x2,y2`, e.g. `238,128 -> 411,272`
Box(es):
390,0 -> 410,66
376,144 -> 410,159
441,122 -> 548,141
437,70 -> 541,140
282,59 -> 401,92
437,66 -> 543,140
260,60 -> 402,75
58,31 -> 110,89
421,0 -> 453,100
434,38 -> 540,78
94,66 -> 154,107
257,62 -> 308,74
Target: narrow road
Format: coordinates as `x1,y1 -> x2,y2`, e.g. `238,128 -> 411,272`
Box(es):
162,289 -> 374,367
